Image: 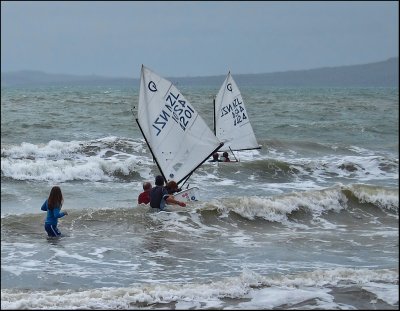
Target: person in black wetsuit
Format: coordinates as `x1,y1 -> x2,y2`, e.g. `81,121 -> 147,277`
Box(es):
208,152 -> 223,162
149,175 -> 186,210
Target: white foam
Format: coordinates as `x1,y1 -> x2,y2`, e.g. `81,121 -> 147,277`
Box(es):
88,247 -> 113,259
212,186 -> 347,226
346,184 -> 399,211
2,261 -> 43,276
1,138 -> 151,182
362,282 -> 399,305
263,146 -> 398,184
1,267 -> 397,310
226,230 -> 257,247
150,207 -> 223,238
236,286 -> 335,309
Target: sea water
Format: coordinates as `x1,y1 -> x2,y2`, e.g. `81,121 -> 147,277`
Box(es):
1,84 -> 398,309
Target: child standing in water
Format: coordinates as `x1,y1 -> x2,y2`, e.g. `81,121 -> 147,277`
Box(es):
41,186 -> 68,237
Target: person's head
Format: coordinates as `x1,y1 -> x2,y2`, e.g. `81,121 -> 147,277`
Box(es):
223,152 -> 229,158
212,152 -> 219,160
143,181 -> 152,192
166,180 -> 178,194
155,175 -> 165,186
48,186 -> 63,210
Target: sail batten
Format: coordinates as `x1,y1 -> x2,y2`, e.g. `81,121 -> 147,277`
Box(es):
214,72 -> 260,152
137,65 -> 223,186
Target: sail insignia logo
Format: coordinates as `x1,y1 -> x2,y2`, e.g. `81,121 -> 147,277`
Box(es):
148,81 -> 157,92
227,83 -> 233,92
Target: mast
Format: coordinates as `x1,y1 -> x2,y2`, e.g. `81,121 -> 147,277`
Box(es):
213,96 -> 216,136
135,118 -> 167,183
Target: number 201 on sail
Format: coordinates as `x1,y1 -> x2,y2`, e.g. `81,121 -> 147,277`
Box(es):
152,91 -> 195,136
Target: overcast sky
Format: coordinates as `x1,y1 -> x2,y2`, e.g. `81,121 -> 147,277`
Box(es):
1,1 -> 398,78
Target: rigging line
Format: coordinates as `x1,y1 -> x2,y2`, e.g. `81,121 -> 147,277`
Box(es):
229,146 -> 239,162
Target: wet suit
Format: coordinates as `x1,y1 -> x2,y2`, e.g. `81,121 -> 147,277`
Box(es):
149,186 -> 169,210
41,199 -> 67,237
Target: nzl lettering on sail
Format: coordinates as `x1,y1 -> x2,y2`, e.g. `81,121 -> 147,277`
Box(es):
152,91 -> 195,136
220,96 -> 248,127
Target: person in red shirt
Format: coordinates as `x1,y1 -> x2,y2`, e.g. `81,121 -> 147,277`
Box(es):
138,181 -> 152,204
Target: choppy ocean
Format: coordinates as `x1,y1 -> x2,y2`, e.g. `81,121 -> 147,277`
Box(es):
1,84 -> 398,310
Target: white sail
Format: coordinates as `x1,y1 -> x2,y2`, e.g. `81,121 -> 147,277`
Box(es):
137,65 -> 223,185
214,72 -> 260,152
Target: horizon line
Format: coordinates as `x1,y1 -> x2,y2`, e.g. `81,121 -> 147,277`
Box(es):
1,56 -> 398,80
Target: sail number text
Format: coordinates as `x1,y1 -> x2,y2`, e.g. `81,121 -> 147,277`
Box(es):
152,91 -> 195,136
220,97 -> 247,126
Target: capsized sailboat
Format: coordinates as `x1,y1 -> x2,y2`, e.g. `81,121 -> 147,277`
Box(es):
214,72 -> 261,159
135,65 -> 223,195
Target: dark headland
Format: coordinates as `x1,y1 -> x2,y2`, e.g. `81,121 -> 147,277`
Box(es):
1,57 -> 398,88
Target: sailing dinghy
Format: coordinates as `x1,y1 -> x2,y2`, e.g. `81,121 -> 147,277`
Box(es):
135,65 -> 223,200
214,72 -> 261,160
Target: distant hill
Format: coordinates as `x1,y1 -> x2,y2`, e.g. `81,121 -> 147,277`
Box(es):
1,57 -> 398,87
1,70 -> 132,88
